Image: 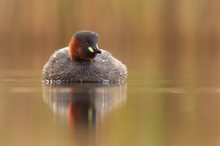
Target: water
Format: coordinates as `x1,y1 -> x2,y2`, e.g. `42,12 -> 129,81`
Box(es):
1,71 -> 220,146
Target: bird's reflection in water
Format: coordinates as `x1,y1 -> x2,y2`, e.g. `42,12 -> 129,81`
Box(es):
43,83 -> 127,128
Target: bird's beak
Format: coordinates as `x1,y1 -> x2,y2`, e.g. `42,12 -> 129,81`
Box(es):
94,46 -> 102,54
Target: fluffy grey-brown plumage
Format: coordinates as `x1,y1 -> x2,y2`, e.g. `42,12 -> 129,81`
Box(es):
42,47 -> 127,83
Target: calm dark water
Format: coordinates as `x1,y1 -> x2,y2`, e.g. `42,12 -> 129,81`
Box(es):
1,71 -> 220,146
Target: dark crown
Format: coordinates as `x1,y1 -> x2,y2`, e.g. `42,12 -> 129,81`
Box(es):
74,31 -> 99,46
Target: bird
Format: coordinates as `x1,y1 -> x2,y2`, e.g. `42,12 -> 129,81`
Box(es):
42,30 -> 127,83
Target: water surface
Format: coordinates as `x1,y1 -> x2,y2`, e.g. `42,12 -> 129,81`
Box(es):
1,71 -> 220,146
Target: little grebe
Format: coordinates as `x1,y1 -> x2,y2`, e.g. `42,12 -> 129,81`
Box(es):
42,31 -> 127,83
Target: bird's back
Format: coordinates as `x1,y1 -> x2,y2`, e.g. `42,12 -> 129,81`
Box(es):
42,47 -> 127,83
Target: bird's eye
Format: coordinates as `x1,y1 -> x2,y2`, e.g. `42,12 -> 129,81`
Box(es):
88,47 -> 94,53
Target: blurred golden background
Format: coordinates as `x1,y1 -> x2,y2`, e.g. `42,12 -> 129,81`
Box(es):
0,0 -> 220,82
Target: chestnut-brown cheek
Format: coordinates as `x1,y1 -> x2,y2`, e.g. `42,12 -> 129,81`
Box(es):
77,48 -> 85,59
68,38 -> 94,61
69,38 -> 80,61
